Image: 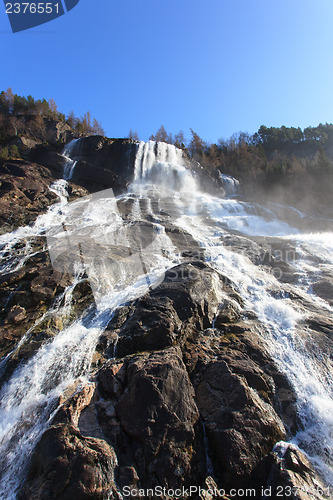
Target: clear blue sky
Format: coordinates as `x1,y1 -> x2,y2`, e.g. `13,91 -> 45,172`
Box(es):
1,0 -> 333,143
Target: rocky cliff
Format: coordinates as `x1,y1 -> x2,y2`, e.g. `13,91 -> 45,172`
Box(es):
0,130 -> 331,500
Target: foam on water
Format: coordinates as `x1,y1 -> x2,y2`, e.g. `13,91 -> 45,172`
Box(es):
198,195 -> 296,237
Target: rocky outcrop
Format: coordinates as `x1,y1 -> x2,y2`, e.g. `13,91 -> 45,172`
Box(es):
186,327 -> 287,490
2,115 -> 74,147
0,245 -> 95,384
0,159 -> 58,234
19,424 -> 120,500
99,261 -> 224,357
98,347 -> 200,491
188,160 -> 226,196
20,261 -> 321,499
265,444 -> 329,500
25,143 -> 68,178
26,136 -> 139,194
0,158 -> 89,234
43,118 -> 73,145
60,136 -> 138,194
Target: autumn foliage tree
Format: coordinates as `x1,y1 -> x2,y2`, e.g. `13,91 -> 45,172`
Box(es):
150,125 -> 173,143
128,129 -> 140,140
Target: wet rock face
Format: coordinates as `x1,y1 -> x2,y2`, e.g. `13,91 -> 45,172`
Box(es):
21,261 -> 315,498
44,118 -> 73,145
190,341 -> 286,489
265,445 -> 329,500
0,160 -> 58,234
99,347 -> 200,490
312,279 -> 333,306
100,261 -> 225,357
18,424 -> 120,500
64,136 -> 139,194
26,137 -> 139,194
0,245 -> 95,385
0,158 -> 89,234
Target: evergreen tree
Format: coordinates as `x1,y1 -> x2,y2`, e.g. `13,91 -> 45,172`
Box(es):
66,110 -> 76,128
5,87 -> 14,113
48,98 -> 58,118
0,91 -> 9,114
26,95 -> 36,114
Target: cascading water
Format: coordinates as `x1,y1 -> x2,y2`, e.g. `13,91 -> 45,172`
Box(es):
133,140 -> 197,194
219,173 -> 240,196
0,141 -> 182,498
62,139 -> 80,180
130,141 -> 333,487
0,140 -> 332,496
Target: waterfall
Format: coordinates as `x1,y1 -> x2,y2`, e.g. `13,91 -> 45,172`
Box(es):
174,207 -> 333,485
219,173 -> 240,195
0,139 -> 333,495
134,140 -> 186,180
62,139 -> 80,180
133,140 -> 197,194
131,141 -> 333,485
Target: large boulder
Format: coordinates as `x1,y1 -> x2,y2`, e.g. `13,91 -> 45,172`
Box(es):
19,424 -> 120,500
65,136 -> 138,194
265,444 -> 329,500
98,347 -> 200,491
44,118 -> 73,145
99,261 -> 227,357
26,136 -> 139,194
